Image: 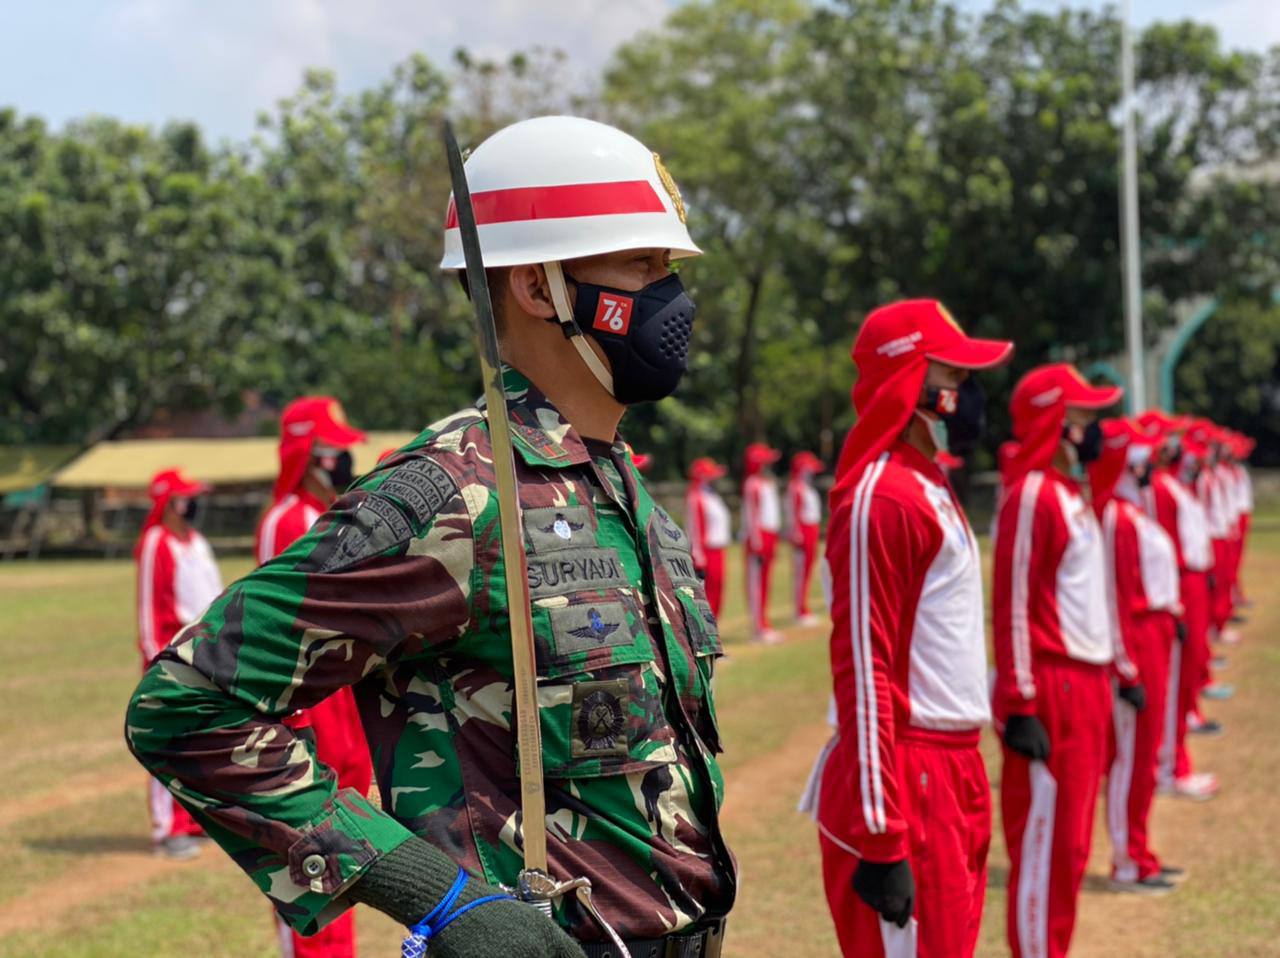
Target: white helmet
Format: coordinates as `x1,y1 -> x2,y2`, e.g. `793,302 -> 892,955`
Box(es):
440,116 -> 700,398
440,115 -> 700,269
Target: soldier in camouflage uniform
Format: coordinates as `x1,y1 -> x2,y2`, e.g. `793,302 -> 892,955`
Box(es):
126,116 -> 735,957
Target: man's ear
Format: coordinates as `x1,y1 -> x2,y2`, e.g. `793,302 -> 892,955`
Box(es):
508,263 -> 558,321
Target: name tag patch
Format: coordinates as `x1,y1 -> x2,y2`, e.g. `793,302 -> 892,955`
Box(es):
527,547 -> 629,596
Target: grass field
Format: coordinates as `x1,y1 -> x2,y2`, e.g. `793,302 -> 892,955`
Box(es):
2,533 -> 1278,956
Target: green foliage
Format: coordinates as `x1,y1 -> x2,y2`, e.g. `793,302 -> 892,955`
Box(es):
2,0 -> 1277,469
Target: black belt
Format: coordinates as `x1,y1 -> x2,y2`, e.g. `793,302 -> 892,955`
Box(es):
579,918 -> 726,958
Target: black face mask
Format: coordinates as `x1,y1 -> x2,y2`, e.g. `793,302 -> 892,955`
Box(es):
566,271 -> 696,404
1134,462 -> 1154,488
318,450 -> 354,492
922,378 -> 986,449
180,498 -> 202,526
1064,420 -> 1104,465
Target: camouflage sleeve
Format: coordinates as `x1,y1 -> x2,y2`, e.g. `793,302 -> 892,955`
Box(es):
124,454 -> 474,934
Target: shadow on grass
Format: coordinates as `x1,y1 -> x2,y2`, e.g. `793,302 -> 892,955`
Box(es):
986,863 -> 1127,895
25,834 -> 152,856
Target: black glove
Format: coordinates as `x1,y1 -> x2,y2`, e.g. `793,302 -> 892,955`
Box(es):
1002,714 -> 1051,760
1118,684 -> 1147,712
349,838 -> 586,958
852,858 -> 915,928
1175,620 -> 1188,643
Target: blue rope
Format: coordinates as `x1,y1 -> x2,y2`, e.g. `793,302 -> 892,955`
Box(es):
401,869 -> 514,958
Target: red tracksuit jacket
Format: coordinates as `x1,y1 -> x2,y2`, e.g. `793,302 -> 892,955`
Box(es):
1146,471 -> 1212,574
137,524 -> 223,665
1101,494 -> 1182,675
816,443 -> 991,861
993,468 -> 1113,719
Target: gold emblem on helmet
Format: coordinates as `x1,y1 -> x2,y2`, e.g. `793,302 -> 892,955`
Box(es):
653,153 -> 687,224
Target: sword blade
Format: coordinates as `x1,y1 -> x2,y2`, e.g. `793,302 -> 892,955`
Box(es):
441,119 -> 548,873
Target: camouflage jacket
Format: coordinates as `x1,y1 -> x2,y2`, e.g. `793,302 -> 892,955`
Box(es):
125,369 -> 737,939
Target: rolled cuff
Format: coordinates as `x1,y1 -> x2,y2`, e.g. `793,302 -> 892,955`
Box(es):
275,788 -> 417,934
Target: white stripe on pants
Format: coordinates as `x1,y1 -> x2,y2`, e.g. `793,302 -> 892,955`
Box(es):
1017,761 -> 1057,958
1108,700 -> 1138,882
1157,641 -> 1181,787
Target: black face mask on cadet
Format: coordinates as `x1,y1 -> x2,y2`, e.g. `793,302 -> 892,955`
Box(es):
922,378 -> 987,449
180,498 -> 202,526
1064,420 -> 1104,465
564,271 -> 696,405
317,450 -> 354,491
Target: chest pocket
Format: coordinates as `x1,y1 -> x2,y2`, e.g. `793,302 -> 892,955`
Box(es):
523,507 -> 677,779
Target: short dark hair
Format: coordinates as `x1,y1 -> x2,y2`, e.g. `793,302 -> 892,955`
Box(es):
456,267 -> 510,334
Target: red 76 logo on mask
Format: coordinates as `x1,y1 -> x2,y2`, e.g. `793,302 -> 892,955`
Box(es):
592,294 -> 634,335
935,388 -> 958,415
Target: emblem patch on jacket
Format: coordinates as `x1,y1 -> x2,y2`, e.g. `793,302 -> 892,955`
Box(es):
572,679 -> 629,757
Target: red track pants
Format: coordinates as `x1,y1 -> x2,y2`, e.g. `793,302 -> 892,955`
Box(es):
746,531 -> 778,635
1234,515 -> 1250,602
1107,613 -> 1174,881
1210,539 -> 1236,632
1001,657 -> 1111,958
277,688 -> 372,958
1160,570 -> 1211,783
700,548 -> 726,620
820,730 -> 990,958
793,524 -> 820,617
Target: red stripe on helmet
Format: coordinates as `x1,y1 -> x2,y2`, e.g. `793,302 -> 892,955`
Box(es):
445,180 -> 665,228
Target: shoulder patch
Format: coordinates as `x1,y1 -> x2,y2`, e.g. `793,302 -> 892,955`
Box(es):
379,457 -> 460,528
308,458 -> 460,574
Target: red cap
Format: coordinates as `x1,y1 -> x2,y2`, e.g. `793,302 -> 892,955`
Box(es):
1006,363 -> 1123,485
790,451 -> 824,475
1087,418 -> 1154,508
138,467 -> 210,544
833,299 -> 1012,505
274,397 -> 366,501
149,467 -> 209,502
744,442 -> 781,472
852,299 -> 1014,374
1136,409 -> 1190,439
689,457 -> 726,482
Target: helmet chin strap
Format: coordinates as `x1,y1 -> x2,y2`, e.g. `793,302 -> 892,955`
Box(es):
543,260 -> 616,397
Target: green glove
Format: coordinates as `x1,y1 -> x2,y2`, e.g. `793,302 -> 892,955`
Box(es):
348,838 -> 586,958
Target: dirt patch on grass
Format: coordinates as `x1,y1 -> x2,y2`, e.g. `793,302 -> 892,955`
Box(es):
0,847 -> 236,936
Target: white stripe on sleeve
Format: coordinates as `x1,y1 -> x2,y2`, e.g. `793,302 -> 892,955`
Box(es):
1011,473 -> 1042,700
849,454 -> 889,834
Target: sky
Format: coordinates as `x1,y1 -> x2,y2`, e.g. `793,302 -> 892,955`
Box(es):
1,0 -> 1275,144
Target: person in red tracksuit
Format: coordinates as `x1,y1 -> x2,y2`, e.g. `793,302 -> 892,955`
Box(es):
802,298 -> 1013,958
1090,420 -> 1183,894
786,451 -> 824,626
686,457 -> 732,619
135,468 -> 223,859
1225,432 -> 1255,606
992,363 -> 1122,958
1142,420 -> 1221,800
257,396 -> 373,958
742,442 -> 783,643
1189,422 -> 1240,649
1210,433 -> 1244,639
